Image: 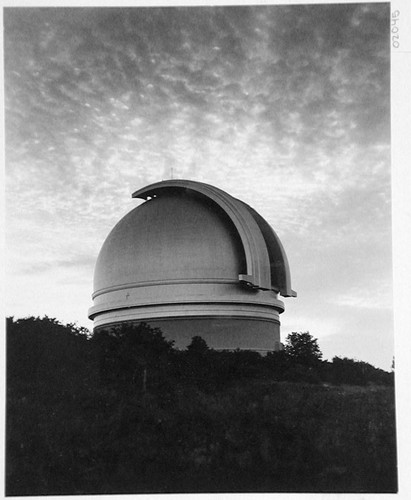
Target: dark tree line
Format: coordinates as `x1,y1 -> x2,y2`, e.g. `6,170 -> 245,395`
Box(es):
94,323 -> 393,390
7,316 -> 393,394
6,316 -> 397,495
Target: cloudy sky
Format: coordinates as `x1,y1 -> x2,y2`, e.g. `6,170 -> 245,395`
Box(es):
4,3 -> 393,369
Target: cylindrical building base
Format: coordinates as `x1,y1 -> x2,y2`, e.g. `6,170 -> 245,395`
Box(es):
94,316 -> 282,353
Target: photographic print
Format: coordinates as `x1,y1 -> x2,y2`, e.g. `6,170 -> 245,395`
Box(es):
4,1 -> 398,495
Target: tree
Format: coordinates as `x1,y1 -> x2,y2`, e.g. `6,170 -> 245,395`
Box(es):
6,315 -> 93,390
284,331 -> 322,367
186,336 -> 210,355
329,356 -> 394,386
91,322 -> 175,391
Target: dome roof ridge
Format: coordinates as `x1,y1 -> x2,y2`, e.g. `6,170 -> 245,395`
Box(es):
132,179 -> 295,296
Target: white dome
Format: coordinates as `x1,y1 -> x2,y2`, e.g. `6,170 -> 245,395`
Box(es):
89,180 -> 296,352
93,192 -> 246,293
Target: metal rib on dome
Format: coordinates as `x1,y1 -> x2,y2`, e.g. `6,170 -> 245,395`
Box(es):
238,201 -> 297,298
132,179 -> 295,296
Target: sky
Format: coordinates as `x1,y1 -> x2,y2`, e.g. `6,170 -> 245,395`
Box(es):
4,2 -> 394,370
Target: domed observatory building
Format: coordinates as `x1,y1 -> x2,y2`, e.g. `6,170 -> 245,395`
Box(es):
89,180 -> 296,352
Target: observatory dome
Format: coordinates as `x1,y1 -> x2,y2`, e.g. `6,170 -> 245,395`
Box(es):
89,180 -> 296,352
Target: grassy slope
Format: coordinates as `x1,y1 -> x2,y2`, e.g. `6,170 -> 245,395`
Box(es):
7,377 -> 397,495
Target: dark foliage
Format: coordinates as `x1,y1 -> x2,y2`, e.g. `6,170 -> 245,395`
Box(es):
284,331 -> 323,366
91,322 -> 175,394
326,356 -> 394,386
6,318 -> 397,495
186,335 -> 209,355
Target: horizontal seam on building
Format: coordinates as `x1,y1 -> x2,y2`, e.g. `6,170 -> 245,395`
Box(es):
92,278 -> 241,299
93,315 -> 281,329
89,300 -> 284,319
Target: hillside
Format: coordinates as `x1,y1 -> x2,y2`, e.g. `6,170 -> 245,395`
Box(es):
6,317 -> 397,495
